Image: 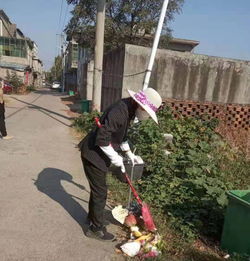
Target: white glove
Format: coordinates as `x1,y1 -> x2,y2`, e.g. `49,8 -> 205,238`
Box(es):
126,151 -> 138,165
100,145 -> 125,173
120,141 -> 142,165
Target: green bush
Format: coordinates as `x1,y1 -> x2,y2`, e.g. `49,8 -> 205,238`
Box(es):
128,106 -> 250,240
6,70 -> 23,91
26,85 -> 36,92
73,107 -> 250,242
73,110 -> 102,134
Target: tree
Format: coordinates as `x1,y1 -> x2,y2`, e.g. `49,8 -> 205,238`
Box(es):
45,71 -> 53,83
49,56 -> 62,82
65,0 -> 184,50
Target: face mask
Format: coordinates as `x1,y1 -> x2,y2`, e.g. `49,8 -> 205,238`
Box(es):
135,108 -> 150,121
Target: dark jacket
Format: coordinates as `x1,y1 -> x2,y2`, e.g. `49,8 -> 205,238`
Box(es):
80,98 -> 137,172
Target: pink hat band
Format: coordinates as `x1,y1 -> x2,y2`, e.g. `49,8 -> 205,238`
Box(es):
134,91 -> 158,112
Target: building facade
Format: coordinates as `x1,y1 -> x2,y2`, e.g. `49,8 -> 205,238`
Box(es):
0,9 -> 43,87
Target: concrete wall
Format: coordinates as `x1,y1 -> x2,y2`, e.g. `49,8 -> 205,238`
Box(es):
0,68 -> 24,81
101,47 -> 125,110
86,61 -> 94,100
122,44 -> 250,104
65,71 -> 77,93
78,59 -> 93,100
77,47 -> 92,100
0,53 -> 34,85
0,17 -> 11,37
0,55 -> 29,66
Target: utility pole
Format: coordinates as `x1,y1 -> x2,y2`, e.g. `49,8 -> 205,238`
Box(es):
92,0 -> 106,112
61,44 -> 66,93
56,33 -> 64,85
59,34 -> 65,92
62,47 -> 66,93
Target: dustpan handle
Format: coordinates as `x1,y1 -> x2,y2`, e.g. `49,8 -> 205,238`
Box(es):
124,172 -> 143,205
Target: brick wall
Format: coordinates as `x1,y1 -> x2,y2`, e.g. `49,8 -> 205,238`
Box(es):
164,99 -> 250,130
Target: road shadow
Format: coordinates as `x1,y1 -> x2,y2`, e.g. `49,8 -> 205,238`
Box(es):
33,168 -> 89,231
10,96 -> 74,127
61,95 -> 82,115
34,88 -> 68,97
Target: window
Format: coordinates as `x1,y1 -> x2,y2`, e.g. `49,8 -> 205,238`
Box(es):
0,36 -> 27,58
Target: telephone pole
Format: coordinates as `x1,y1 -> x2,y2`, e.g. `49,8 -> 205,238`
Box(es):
92,0 -> 106,112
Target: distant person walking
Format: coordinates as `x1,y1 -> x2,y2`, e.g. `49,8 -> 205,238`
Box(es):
0,78 -> 13,140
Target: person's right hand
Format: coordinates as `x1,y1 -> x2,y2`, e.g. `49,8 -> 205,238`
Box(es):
100,145 -> 125,173
111,154 -> 125,173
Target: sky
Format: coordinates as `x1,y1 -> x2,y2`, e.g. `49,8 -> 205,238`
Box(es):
169,0 -> 250,61
1,0 -> 250,70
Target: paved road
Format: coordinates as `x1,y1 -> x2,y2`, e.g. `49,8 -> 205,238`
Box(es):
0,89 -> 119,261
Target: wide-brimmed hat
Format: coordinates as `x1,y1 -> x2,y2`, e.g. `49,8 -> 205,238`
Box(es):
128,88 -> 162,124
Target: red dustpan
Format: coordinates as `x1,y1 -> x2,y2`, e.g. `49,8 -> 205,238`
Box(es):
124,172 -> 156,232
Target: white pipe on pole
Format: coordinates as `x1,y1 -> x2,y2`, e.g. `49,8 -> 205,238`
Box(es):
142,0 -> 169,90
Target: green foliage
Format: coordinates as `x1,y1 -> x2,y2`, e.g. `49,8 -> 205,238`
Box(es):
73,106 -> 250,243
73,110 -> 102,134
6,70 -> 23,90
128,106 -> 250,240
49,55 -> 62,82
65,0 -> 184,50
26,85 -> 36,92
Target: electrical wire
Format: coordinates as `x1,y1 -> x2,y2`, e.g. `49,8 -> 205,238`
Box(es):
61,3 -> 69,33
57,0 -> 64,34
54,0 -> 64,58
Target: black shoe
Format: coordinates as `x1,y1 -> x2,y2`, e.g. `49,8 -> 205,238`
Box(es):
85,226 -> 115,241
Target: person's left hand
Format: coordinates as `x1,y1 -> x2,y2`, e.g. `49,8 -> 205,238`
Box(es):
126,151 -> 141,165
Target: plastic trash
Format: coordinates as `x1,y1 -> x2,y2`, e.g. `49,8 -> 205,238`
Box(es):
141,248 -> 160,258
163,133 -> 173,143
120,241 -> 141,257
112,205 -> 128,224
164,150 -> 171,156
163,133 -> 173,142
130,226 -> 142,238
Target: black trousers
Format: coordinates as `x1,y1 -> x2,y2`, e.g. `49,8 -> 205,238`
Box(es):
82,157 -> 107,229
0,102 -> 7,137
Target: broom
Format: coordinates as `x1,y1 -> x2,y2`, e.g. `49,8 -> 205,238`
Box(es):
124,172 -> 156,231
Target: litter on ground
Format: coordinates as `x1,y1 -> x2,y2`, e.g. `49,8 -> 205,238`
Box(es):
112,202 -> 162,259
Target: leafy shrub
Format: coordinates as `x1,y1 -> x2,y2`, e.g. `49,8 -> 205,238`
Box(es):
26,85 -> 36,92
73,106 -> 250,241
128,106 -> 250,240
6,70 -> 23,92
73,110 -> 102,134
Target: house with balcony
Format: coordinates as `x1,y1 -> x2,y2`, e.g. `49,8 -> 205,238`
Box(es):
0,9 -> 43,87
